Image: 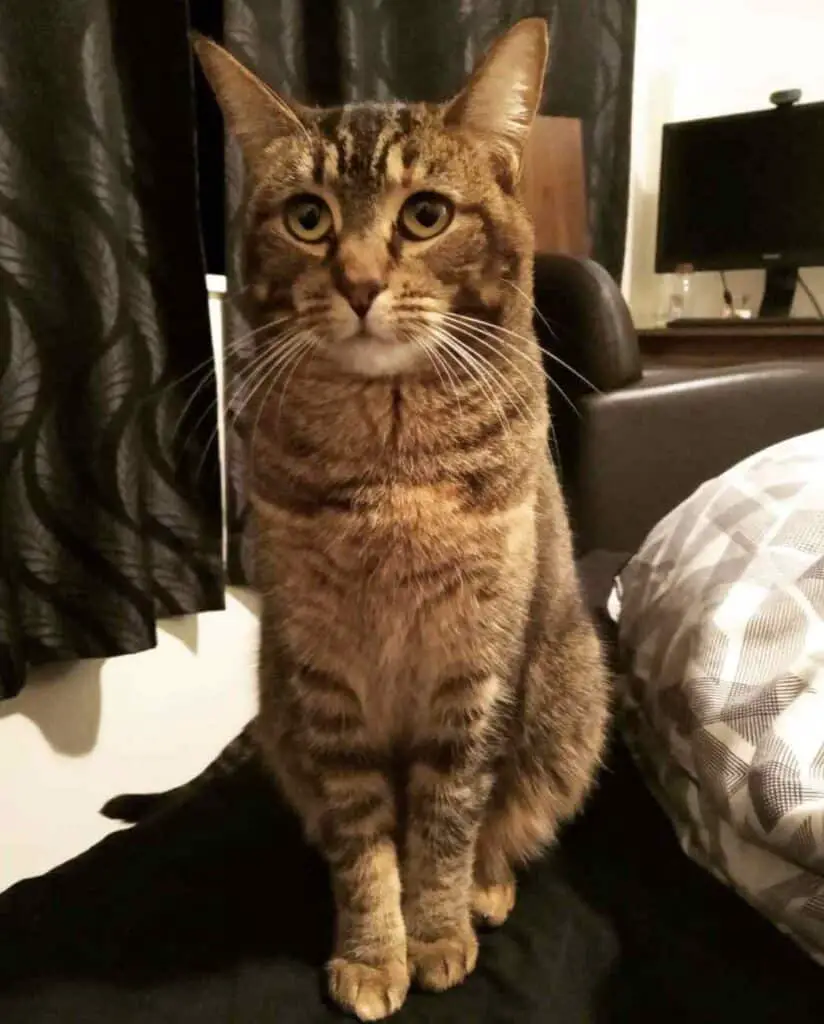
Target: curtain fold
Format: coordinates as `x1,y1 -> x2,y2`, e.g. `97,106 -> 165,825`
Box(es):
0,0 -> 224,697
221,0 -> 636,585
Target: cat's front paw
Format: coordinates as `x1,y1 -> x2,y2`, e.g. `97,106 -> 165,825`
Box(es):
471,879 -> 516,928
327,957 -> 409,1021
407,925 -> 479,992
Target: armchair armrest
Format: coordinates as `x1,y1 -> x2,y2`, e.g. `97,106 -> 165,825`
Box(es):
569,361 -> 824,555
533,253 -> 641,393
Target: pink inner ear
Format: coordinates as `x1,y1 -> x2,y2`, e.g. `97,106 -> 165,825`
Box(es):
193,34 -> 309,168
443,19 -> 548,159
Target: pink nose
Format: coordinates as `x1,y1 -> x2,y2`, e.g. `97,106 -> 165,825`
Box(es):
338,279 -> 384,319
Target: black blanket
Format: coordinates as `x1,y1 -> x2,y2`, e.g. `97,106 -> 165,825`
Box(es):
2,735 -> 822,1024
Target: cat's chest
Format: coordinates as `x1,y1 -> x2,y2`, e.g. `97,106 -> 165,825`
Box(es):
332,480 -> 491,588
257,480 -> 531,745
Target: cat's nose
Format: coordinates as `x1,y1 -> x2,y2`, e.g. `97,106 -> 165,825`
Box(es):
338,278 -> 384,319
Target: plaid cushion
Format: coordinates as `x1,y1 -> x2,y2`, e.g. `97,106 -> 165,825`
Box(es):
610,429 -> 824,964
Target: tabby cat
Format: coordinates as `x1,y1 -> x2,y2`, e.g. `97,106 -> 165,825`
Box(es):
112,19 -> 609,1021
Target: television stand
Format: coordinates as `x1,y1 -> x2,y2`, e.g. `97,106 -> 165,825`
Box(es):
759,264 -> 800,318
640,320 -> 824,368
668,316 -> 824,329
667,263 -> 823,328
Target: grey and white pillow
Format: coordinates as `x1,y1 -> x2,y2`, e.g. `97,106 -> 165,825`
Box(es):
610,429 -> 824,964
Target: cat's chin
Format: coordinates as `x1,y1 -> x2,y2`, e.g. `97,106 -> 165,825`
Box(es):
330,336 -> 424,378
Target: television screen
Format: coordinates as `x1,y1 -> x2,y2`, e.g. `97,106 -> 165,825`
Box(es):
655,102 -> 824,273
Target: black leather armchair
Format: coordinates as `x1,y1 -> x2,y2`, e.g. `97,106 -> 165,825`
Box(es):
529,256 -> 824,1023
534,254 -> 824,556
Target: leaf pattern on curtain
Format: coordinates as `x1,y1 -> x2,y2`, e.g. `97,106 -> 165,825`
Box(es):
222,0 -> 636,583
0,0 -> 224,697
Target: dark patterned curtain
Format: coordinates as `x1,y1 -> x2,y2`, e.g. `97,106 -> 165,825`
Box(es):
0,1 -> 224,697
220,0 -> 635,582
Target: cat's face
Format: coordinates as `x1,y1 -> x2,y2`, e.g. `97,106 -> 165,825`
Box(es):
195,19 -> 548,379
241,103 -> 531,379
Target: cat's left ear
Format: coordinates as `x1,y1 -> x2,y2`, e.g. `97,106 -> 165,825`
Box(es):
445,17 -> 549,172
191,33 -> 311,173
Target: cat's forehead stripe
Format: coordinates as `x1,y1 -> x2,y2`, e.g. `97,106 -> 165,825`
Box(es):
383,143 -> 414,188
336,122 -> 354,179
321,142 -> 340,184
370,119 -> 403,179
314,103 -> 421,186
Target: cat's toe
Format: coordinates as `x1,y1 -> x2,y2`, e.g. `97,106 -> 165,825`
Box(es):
471,879 -> 516,928
408,927 -> 479,992
327,957 -> 409,1021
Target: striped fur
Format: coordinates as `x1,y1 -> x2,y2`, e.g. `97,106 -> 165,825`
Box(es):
190,19 -> 608,1021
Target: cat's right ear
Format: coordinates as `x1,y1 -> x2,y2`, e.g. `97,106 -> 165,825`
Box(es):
191,34 -> 309,171
444,18 -> 549,173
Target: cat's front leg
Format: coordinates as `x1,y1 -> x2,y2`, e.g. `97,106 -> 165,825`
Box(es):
324,822 -> 409,1022
403,671 -> 497,992
277,667 -> 409,1021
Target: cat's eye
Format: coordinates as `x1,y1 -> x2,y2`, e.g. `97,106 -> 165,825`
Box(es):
283,194 -> 333,243
398,192 -> 454,241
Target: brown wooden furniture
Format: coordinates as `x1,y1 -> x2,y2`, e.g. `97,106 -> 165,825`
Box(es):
639,324 -> 824,367
522,116 -> 589,257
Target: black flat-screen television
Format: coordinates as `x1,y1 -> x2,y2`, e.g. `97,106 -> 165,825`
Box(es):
655,100 -> 824,318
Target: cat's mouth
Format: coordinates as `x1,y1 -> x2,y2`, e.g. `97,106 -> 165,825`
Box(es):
352,325 -> 384,340
345,323 -> 400,346
333,328 -> 422,378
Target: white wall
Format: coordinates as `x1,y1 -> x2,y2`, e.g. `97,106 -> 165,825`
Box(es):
0,282 -> 258,894
625,0 -> 824,326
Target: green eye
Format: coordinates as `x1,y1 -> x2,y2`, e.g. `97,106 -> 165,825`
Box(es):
398,192 -> 454,240
284,194 -> 333,243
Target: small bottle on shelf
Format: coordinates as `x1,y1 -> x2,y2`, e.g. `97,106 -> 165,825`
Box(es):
666,263 -> 694,322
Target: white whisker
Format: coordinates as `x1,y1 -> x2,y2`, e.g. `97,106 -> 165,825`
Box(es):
191,334 -> 307,481
276,338 -> 316,429
435,319 -> 541,421
226,328 -> 306,422
500,276 -> 593,421
170,330 -> 289,451
438,313 -> 582,421
412,331 -> 465,422
428,327 -> 511,439
501,278 -> 563,339
250,336 -> 316,484
224,313 -> 292,350
441,309 -> 601,395
397,323 -> 463,418
448,324 -> 561,455
150,313 -> 294,437
229,332 -> 310,429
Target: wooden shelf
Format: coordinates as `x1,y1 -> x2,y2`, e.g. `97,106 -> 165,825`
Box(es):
638,324 -> 824,367
640,324 -> 824,340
